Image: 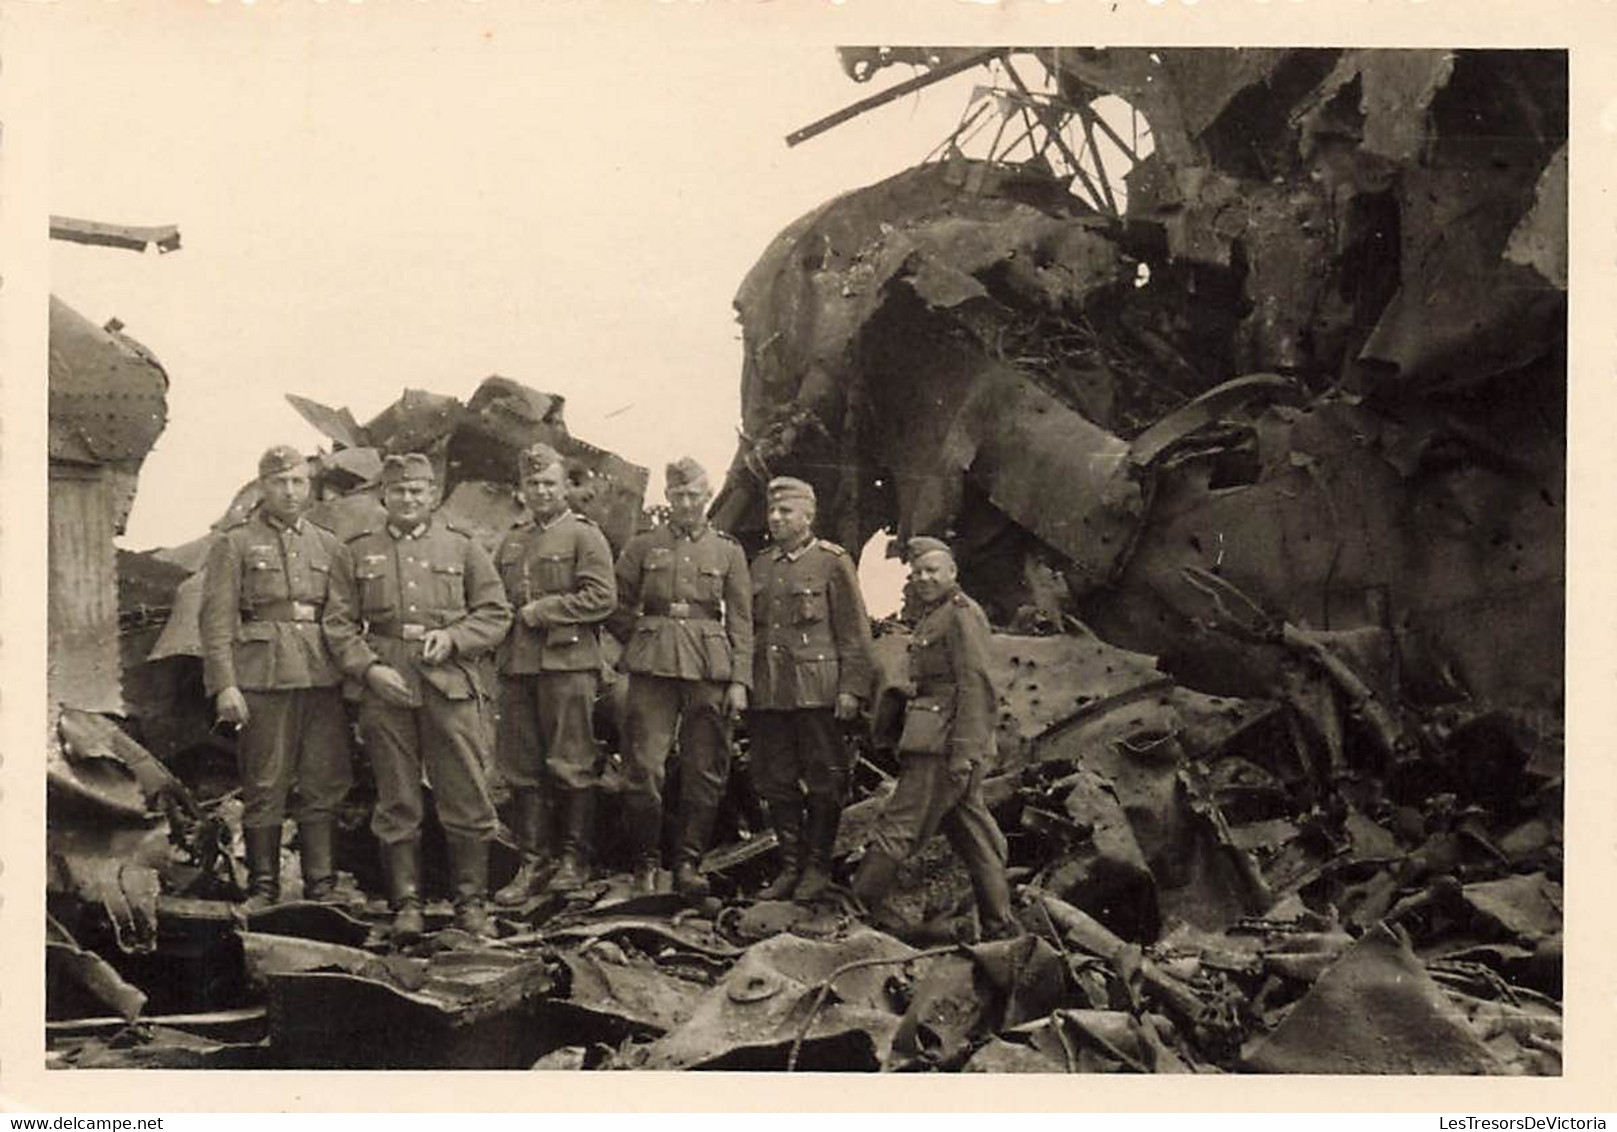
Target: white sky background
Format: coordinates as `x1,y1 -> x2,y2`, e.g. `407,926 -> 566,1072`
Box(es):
44,6 -> 1015,607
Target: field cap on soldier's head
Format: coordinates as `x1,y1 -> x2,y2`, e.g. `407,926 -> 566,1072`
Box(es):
906,536 -> 953,562
380,452 -> 435,485
766,476 -> 815,506
258,445 -> 306,479
666,457 -> 709,491
519,441 -> 565,477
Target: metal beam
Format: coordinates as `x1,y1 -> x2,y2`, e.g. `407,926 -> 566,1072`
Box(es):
786,48 -> 1006,148
50,216 -> 181,254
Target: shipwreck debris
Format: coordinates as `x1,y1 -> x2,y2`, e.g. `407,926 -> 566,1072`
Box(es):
46,47 -> 1566,1075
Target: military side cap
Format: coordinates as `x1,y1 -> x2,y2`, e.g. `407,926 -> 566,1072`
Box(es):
766,476 -> 815,505
666,456 -> 709,490
519,442 -> 565,477
381,452 -> 435,484
258,444 -> 306,478
906,535 -> 953,561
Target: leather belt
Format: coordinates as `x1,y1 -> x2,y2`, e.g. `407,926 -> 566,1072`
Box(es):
647,601 -> 719,621
370,623 -> 428,641
245,601 -> 321,622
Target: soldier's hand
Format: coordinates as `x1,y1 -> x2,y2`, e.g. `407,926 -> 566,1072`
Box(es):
834,692 -> 862,722
421,630 -> 455,665
216,687 -> 250,727
724,682 -> 748,719
366,664 -> 416,707
520,601 -> 549,629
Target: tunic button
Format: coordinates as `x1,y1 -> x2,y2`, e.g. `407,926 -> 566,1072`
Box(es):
409,605 -> 418,611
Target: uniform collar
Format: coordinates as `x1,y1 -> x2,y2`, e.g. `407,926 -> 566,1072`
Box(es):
536,508 -> 573,532
261,510 -> 304,534
669,519 -> 708,541
774,536 -> 817,562
386,517 -> 430,541
918,583 -> 962,614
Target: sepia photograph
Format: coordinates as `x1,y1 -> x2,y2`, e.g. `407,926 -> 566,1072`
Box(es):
5,2 -> 1602,1102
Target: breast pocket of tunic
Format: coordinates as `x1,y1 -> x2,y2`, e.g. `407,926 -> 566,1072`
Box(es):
498,545 -> 528,603
911,636 -> 951,685
535,552 -> 573,595
698,565 -> 725,605
432,560 -> 467,611
242,549 -> 286,604
791,585 -> 826,626
643,549 -> 673,604
303,556 -> 332,603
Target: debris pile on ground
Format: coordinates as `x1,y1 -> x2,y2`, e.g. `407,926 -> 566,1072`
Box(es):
47,610 -> 1563,1073
46,47 -> 1563,1073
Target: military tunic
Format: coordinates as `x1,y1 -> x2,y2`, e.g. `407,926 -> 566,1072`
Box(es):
747,538 -> 874,808
198,510 -> 352,829
868,586 -> 1012,926
493,510 -> 616,791
609,520 -> 752,817
323,516 -> 513,843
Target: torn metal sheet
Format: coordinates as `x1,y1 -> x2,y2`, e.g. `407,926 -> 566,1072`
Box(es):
1243,923 -> 1504,1073
889,935 -> 1067,1068
47,915 -> 148,1022
998,1009 -> 1192,1073
241,931 -> 398,989
51,1024 -> 269,1070
285,393 -> 367,450
1295,49 -> 1458,164
57,708 -> 191,813
264,950 -> 554,1069
318,445 -> 384,489
48,297 -> 169,468
631,929 -> 931,1071
1506,142 -> 1568,291
547,945 -> 708,1037
438,480 -> 524,558
1458,873 -> 1562,943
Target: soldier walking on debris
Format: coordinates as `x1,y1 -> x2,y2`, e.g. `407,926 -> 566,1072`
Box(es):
607,458 -> 752,900
747,476 -> 874,901
853,537 -> 1018,941
323,453 -> 513,940
490,443 -> 617,903
199,445 -> 354,911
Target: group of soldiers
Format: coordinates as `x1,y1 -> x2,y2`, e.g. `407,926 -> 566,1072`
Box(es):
199,442 -> 1019,943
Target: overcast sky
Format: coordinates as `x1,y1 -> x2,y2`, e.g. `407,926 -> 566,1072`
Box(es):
43,5 -> 995,602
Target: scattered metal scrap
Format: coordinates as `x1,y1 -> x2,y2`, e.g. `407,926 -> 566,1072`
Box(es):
47,47 -> 1564,1073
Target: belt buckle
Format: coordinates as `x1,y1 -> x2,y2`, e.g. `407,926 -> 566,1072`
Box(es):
292,601 -> 318,622
668,601 -> 692,619
401,623 -> 426,641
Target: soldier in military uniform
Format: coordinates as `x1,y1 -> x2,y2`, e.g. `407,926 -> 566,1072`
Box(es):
199,445 -> 353,910
323,453 -> 513,939
607,457 -> 751,900
748,476 -> 874,901
490,442 -> 617,902
852,537 -> 1018,940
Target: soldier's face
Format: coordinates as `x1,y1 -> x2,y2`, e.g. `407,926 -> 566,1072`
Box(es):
766,498 -> 814,548
383,478 -> 434,527
667,481 -> 712,528
909,550 -> 957,603
261,468 -> 311,522
523,462 -> 569,521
